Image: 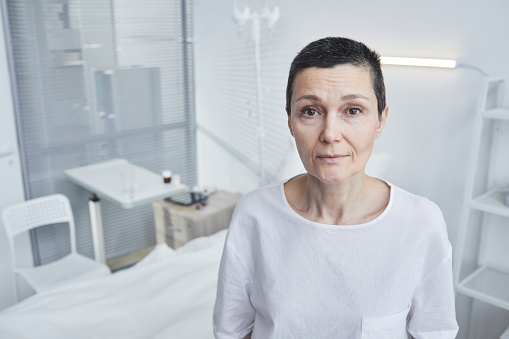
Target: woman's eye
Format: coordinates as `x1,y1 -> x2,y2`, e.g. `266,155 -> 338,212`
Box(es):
347,107 -> 362,115
302,108 -> 318,117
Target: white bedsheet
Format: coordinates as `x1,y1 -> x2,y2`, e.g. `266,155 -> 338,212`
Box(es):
0,230 -> 227,339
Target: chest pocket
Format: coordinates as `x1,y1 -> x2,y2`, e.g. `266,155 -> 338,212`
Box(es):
361,304 -> 410,339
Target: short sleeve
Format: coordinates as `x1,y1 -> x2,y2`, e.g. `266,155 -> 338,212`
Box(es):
213,235 -> 256,339
407,253 -> 459,339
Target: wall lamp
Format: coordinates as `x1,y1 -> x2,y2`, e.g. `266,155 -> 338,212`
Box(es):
381,56 -> 488,76
380,56 -> 456,68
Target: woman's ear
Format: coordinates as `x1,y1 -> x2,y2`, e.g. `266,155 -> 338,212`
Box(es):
375,105 -> 388,139
287,108 -> 294,137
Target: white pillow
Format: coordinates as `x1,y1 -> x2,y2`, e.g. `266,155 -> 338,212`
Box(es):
132,243 -> 175,269
278,141 -> 306,181
365,152 -> 393,179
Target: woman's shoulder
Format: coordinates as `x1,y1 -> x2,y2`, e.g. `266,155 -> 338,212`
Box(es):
226,180 -> 287,246
390,184 -> 449,240
391,185 -> 444,219
233,179 -> 286,213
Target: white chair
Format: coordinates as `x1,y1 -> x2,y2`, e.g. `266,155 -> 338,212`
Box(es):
2,194 -> 111,302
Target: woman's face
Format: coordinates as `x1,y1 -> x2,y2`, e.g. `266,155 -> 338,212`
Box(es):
288,64 -> 388,184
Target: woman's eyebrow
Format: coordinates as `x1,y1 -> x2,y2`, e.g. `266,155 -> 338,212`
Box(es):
295,94 -> 320,102
296,94 -> 370,102
342,94 -> 370,101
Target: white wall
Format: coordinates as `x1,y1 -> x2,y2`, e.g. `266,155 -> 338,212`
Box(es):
0,0 -> 507,332
194,0 -> 509,338
0,4 -> 28,310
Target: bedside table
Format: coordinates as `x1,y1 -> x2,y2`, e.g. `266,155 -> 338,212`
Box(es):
152,190 -> 241,249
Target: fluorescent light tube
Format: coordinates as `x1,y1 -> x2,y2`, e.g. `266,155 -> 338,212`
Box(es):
380,57 -> 456,68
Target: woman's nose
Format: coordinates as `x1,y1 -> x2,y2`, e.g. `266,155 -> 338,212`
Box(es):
320,115 -> 342,144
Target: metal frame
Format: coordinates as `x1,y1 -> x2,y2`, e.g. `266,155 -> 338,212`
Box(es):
181,0 -> 197,187
3,0 -> 199,265
453,77 -> 509,337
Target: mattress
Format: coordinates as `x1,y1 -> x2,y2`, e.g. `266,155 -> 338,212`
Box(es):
0,230 -> 227,339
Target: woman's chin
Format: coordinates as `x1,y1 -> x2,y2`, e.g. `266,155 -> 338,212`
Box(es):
308,169 -> 364,185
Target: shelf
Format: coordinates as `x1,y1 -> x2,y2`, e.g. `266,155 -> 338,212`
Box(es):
501,324 -> 509,339
483,108 -> 509,121
470,190 -> 509,218
457,265 -> 509,311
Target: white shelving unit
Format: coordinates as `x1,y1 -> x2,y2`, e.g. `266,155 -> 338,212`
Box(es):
470,190 -> 509,218
454,77 -> 509,337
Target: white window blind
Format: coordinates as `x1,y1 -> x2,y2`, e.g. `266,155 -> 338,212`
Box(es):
195,15 -> 298,194
3,0 -> 196,263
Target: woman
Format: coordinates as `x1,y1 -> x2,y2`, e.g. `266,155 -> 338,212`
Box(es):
213,37 -> 458,339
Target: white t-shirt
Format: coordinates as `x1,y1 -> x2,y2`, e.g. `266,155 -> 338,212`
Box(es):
213,180 -> 459,339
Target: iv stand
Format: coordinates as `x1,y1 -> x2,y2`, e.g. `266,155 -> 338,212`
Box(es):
232,4 -> 279,186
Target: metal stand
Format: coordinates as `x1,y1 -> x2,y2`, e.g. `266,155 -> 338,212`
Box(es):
232,4 -> 279,186
88,194 -> 106,264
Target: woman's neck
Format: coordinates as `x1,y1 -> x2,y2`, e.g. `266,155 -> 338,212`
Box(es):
286,172 -> 389,225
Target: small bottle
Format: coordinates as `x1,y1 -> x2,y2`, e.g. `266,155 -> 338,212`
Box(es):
172,174 -> 181,187
162,170 -> 172,184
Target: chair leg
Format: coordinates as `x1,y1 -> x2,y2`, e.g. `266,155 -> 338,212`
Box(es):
13,273 -> 19,303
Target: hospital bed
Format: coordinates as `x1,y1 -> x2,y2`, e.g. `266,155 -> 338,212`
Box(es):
0,229 -> 227,339
0,152 -> 392,338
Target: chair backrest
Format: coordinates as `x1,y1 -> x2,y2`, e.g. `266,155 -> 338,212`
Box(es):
2,194 -> 77,267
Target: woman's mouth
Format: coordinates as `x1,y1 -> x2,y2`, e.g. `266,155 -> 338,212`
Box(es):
317,154 -> 347,163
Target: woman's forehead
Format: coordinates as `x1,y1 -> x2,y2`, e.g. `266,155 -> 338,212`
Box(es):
292,65 -> 376,102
